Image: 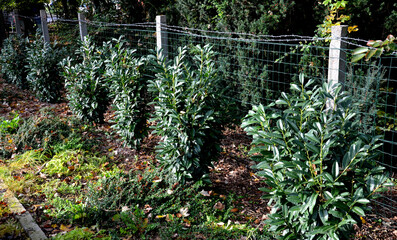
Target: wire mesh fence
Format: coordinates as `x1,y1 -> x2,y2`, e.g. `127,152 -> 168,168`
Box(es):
47,16 -> 397,174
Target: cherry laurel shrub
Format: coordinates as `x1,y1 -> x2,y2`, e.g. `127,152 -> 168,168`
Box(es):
242,74 -> 393,239
0,35 -> 29,88
104,37 -> 150,149
148,45 -> 223,184
25,32 -> 66,103
60,36 -> 109,122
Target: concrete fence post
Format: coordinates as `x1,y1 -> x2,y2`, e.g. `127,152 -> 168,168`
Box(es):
40,10 -> 50,43
78,13 -> 88,41
13,10 -> 22,35
156,15 -> 168,59
327,25 -> 348,109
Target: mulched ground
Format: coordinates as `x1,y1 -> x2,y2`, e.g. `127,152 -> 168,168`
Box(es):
1,77 -> 397,239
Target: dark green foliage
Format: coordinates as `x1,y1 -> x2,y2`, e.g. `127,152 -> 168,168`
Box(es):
25,32 -> 66,103
60,36 -> 109,123
174,0 -> 296,35
148,45 -> 223,184
345,62 -> 386,134
0,35 -> 29,88
104,37 -> 150,149
242,74 -> 393,239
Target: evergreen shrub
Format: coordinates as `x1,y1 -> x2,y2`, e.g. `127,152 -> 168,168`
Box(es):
25,31 -> 66,103
0,35 -> 29,88
104,37 -> 150,149
60,36 -> 109,122
242,74 -> 393,239
148,45 -> 223,184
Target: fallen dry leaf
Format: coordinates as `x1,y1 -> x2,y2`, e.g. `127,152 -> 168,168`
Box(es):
230,208 -> 239,213
180,207 -> 190,217
199,190 -> 210,197
213,202 -> 225,211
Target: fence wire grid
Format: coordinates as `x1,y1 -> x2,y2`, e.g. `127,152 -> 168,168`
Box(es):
73,19 -> 397,175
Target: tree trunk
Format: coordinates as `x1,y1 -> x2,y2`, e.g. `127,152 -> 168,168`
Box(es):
0,11 -> 7,46
61,0 -> 70,18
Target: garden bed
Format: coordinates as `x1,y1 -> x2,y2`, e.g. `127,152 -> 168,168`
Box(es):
1,77 -> 397,239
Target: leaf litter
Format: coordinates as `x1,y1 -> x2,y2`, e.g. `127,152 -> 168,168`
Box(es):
0,77 -> 397,239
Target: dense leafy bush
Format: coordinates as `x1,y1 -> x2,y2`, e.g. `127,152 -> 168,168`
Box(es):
104,37 -> 150,148
242,74 -> 393,239
60,36 -> 109,122
0,35 -> 29,88
25,32 -> 66,103
148,45 -> 223,184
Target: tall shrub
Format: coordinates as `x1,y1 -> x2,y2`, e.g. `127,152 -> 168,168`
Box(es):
60,36 -> 109,122
242,74 -> 393,239
148,45 -> 223,184
25,32 -> 66,103
104,37 -> 149,149
0,35 -> 29,88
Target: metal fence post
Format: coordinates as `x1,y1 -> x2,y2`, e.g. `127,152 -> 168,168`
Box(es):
156,15 -> 168,59
40,10 -> 50,43
327,25 -> 348,109
13,10 -> 21,35
78,13 -> 88,41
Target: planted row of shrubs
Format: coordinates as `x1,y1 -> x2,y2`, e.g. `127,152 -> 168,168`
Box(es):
0,34 -> 225,185
0,33 -> 394,239
0,32 -> 66,102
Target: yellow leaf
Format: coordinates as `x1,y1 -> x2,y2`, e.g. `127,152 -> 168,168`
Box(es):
60,224 -> 72,232
360,216 -> 367,224
348,25 -> 359,33
156,215 -> 166,219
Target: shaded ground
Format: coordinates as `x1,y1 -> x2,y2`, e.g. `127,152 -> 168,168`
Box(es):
1,77 -> 397,239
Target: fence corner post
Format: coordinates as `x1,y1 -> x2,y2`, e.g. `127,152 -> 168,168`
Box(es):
40,10 -> 50,43
13,10 -> 22,35
78,12 -> 88,41
327,25 -> 348,110
156,15 -> 168,59
328,25 -> 348,87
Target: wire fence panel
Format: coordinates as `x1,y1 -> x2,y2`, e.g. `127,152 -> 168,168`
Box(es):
48,19 -> 80,46
86,22 -> 156,58
43,17 -> 397,174
164,27 -> 330,110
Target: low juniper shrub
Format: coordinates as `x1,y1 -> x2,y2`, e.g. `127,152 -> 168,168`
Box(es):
242,74 -> 393,239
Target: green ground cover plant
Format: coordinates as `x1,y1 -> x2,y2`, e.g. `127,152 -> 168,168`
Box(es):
0,108 -> 97,159
0,113 -> 20,134
242,74 -> 394,239
79,166 -> 263,239
148,45 -> 224,184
